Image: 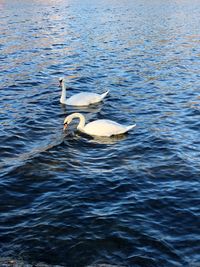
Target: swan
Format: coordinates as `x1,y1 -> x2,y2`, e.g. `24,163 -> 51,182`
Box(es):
59,78 -> 109,106
63,113 -> 136,137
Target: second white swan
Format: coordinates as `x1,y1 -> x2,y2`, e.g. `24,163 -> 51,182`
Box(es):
63,113 -> 136,137
59,78 -> 109,106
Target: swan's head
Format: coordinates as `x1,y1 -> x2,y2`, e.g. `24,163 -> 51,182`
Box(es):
63,115 -> 73,131
59,77 -> 65,88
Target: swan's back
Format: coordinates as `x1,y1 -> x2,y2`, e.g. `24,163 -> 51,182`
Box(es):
84,119 -> 134,137
66,92 -> 102,106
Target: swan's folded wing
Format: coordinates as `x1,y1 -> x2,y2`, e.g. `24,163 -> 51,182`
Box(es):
84,120 -> 129,137
66,92 -> 102,106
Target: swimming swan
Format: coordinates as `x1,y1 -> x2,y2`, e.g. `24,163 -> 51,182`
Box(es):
59,78 -> 109,106
63,113 -> 136,137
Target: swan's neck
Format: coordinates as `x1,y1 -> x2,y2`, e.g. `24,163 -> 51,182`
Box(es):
60,81 -> 67,104
71,113 -> 86,131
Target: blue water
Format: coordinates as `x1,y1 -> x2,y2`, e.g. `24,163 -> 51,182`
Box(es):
0,0 -> 200,266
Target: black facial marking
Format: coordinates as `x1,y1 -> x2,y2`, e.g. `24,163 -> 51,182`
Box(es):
59,79 -> 63,87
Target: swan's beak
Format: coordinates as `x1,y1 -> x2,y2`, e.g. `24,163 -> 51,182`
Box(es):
63,123 -> 68,131
59,79 -> 62,87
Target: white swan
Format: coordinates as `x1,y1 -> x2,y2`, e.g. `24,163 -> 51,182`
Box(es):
59,78 -> 109,106
63,113 -> 136,137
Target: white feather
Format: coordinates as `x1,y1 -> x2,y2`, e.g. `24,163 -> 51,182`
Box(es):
64,113 -> 136,137
60,78 -> 109,106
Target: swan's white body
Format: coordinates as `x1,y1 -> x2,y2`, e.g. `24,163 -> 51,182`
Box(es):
64,113 -> 136,137
59,78 -> 109,106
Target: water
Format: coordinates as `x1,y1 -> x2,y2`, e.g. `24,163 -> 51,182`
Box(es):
0,0 -> 200,266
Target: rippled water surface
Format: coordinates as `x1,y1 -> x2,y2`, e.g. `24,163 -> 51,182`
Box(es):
0,0 -> 200,266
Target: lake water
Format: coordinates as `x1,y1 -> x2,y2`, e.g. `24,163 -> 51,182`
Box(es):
0,0 -> 200,266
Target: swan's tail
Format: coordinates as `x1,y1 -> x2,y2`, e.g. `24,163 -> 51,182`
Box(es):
101,90 -> 109,100
126,124 -> 136,131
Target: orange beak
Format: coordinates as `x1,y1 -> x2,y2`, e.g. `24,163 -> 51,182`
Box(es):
63,123 -> 68,131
